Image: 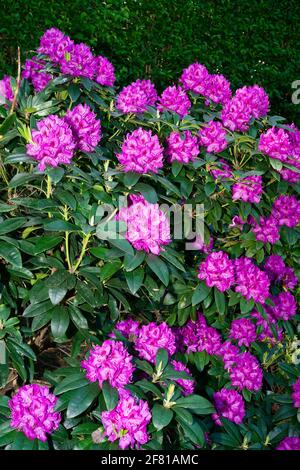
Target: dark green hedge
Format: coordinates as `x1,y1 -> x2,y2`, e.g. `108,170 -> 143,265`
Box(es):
1,0 -> 300,121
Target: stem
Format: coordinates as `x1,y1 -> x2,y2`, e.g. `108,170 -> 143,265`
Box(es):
9,47 -> 21,116
71,232 -> 91,273
46,175 -> 52,199
63,206 -> 72,271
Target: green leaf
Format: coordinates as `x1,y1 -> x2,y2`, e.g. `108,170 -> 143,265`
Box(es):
69,306 -> 88,330
175,394 -> 215,414
192,283 -> 210,305
135,380 -> 162,398
193,351 -> 209,372
102,381 -> 119,411
178,418 -> 205,447
269,158 -> 283,171
51,306 -> 69,338
123,251 -> 145,271
146,255 -> 169,286
0,113 -> 16,134
214,288 -> 226,315
0,241 -> 22,267
100,261 -> 122,281
152,404 -> 173,430
0,217 -> 26,235
49,287 -> 67,305
55,373 -> 89,395
123,172 -> 140,188
155,348 -> 169,371
44,220 -> 80,231
109,237 -> 134,256
66,383 -> 99,418
23,300 -> 54,318
34,236 -> 62,254
135,183 -> 158,203
125,268 -> 144,294
155,175 -> 181,197
240,297 -> 255,314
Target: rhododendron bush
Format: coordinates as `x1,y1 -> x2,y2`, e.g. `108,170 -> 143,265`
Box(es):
0,29 -> 299,451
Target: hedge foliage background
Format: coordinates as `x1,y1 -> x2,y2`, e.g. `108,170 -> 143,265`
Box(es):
0,0 -> 300,123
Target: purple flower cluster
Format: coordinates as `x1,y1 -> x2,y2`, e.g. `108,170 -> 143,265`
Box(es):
232,175 -> 263,203
165,130 -> 199,163
157,85 -> 191,117
117,194 -> 171,255
38,27 -> 74,64
116,79 -> 157,114
101,393 -> 151,449
134,322 -> 176,363
182,314 -> 222,356
9,384 -> 61,441
198,121 -> 228,153
22,58 -> 52,92
234,257 -> 270,304
268,292 -> 297,321
81,340 -> 135,390
210,159 -> 233,180
171,360 -> 195,396
0,75 -> 14,102
229,318 -> 257,347
117,127 -> 164,174
95,56 -> 116,86
26,115 -> 76,171
251,310 -> 282,344
276,437 -> 300,450
292,377 -> 300,408
212,388 -> 245,426
112,319 -> 140,340
198,251 -> 235,292
65,103 -> 101,152
263,254 -> 298,290
272,195 -> 300,228
251,215 -> 280,245
229,352 -> 263,392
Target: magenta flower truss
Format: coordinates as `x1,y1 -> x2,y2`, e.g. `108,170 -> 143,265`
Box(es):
229,318 -> 257,347
198,251 -> 235,292
9,384 -> 61,442
26,115 -> 76,171
180,62 -> 210,94
251,216 -> 280,245
117,127 -> 164,174
251,310 -> 282,344
212,388 -> 245,426
269,292 -> 297,321
157,85 -> 191,117
281,267 -> 298,290
101,393 -> 151,449
292,378 -> 300,408
258,127 -> 291,162
81,340 -> 135,390
218,341 -> 240,371
264,255 -> 286,282
116,79 -> 158,114
279,124 -> 300,183
113,319 -> 140,340
229,351 -> 263,392
134,322 -> 176,363
221,95 -> 252,132
95,55 -> 115,86
235,85 -> 269,119
198,121 -> 228,153
181,314 -> 222,356
0,75 -> 13,102
203,74 -> 232,106
64,103 -> 101,152
22,58 -> 52,92
276,437 -> 300,450
272,195 -> 300,228
38,27 -> 74,64
60,43 -> 96,79
210,159 -> 233,181
234,257 -> 270,303
117,194 -> 171,255
165,130 -> 199,164
171,360 -> 195,396
232,175 -> 263,203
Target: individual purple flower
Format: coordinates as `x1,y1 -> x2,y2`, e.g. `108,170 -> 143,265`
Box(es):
229,215 -> 246,229
251,310 -> 282,344
64,103 -> 101,152
81,340 -> 135,389
221,96 -> 252,132
189,234 -> 213,253
229,352 -> 263,392
165,130 -> 199,163
234,257 -> 270,304
22,58 -> 52,92
198,251 -> 235,292
157,85 -> 191,117
292,378 -> 300,408
276,437 -> 300,450
232,175 -> 263,203
26,115 -> 76,171
264,255 -> 286,282
117,127 -> 164,174
218,341 -> 240,371
135,322 -> 176,363
9,384 -> 61,442
203,74 -> 232,106
251,216 -> 280,245
101,393 -> 151,449
212,388 -> 245,426
117,194 -> 171,255
111,319 -> 140,340
60,43 -> 96,79
258,127 -> 291,162
182,314 -> 222,356
171,360 -> 195,396
235,85 -> 269,119
95,55 -> 115,86
0,75 -> 14,102
282,267 -> 298,290
269,292 -> 297,321
229,318 -> 257,347
210,159 -> 233,180
198,121 -> 228,153
272,195 -> 300,228
38,27 -> 74,64
116,79 -> 157,114
180,62 -> 210,94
